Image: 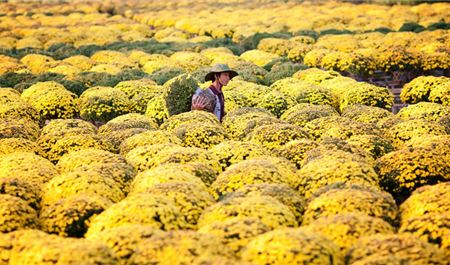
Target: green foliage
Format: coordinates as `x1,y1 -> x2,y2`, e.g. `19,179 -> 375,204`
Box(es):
163,73 -> 198,116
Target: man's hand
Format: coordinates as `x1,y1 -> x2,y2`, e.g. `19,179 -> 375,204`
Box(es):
192,95 -> 208,110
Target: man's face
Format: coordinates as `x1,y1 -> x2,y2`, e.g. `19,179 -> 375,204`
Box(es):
217,72 -> 231,86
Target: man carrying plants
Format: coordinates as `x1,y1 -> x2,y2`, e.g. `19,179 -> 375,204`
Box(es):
191,63 -> 238,122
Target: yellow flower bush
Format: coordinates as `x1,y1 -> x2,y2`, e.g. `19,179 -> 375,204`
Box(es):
245,123 -> 309,150
293,67 -> 341,85
63,55 -> 95,71
429,81 -> 450,106
47,64 -> 83,80
376,146 -> 450,201
19,53 -> 58,74
297,151 -> 380,198
272,138 -> 319,169
210,157 -> 299,200
257,38 -> 298,57
134,181 -> 215,229
341,104 -> 397,128
39,194 -> 111,237
224,79 -> 270,106
198,217 -> 272,256
85,224 -> 165,264
114,79 -> 164,114
346,234 -> 447,265
79,86 -> 132,123
221,108 -> 279,140
149,162 -> 218,187
264,61 -> 307,85
40,133 -> 114,163
399,213 -> 449,258
400,182 -> 450,223
320,51 -> 355,72
419,44 -> 450,72
240,49 -> 279,68
90,50 -> 136,69
339,83 -> 394,111
209,140 -> 269,171
175,122 -> 228,149
0,151 -> 56,192
129,230 -> 236,265
303,213 -> 394,253
256,90 -> 297,117
89,64 -> 123,75
0,113 -> 41,140
124,143 -> 179,171
281,103 -> 339,127
86,193 -> 190,236
226,183 -> 306,224
40,170 -> 125,207
129,167 -> 207,195
303,138 -> 374,165
98,113 -> 158,135
119,130 -> 181,156
312,117 -> 381,141
125,144 -> 221,173
223,90 -> 253,112
400,76 -> 449,104
404,134 -> 450,150
241,228 -> 344,265
397,102 -> 450,122
56,148 -> 135,192
303,49 -> 330,69
0,56 -> 25,75
374,45 -> 420,72
7,229 -> 118,264
0,176 -> 40,210
0,194 -> 37,233
198,195 -> 297,229
319,76 -> 356,98
271,78 -> 337,107
346,134 -> 394,159
302,116 -> 353,140
0,88 -> 40,121
142,57 -> 177,75
20,81 -> 78,119
145,95 -> 170,125
228,61 -> 267,84
161,110 -> 220,132
169,51 -> 211,72
384,119 -> 447,149
349,255 -> 405,265
287,43 -> 314,63
37,118 -> 97,154
303,186 -> 399,226
101,128 -> 149,153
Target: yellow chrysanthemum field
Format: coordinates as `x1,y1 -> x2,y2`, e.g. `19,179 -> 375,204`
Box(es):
0,0 -> 449,264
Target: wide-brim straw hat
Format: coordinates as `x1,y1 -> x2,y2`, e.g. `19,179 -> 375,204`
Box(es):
205,63 -> 239,82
